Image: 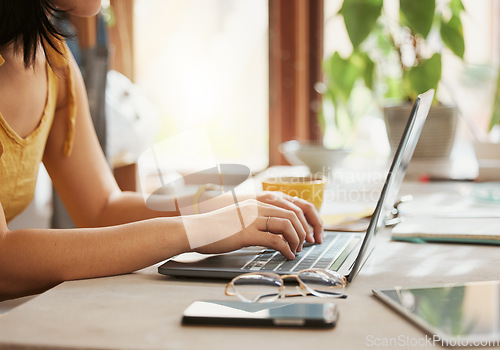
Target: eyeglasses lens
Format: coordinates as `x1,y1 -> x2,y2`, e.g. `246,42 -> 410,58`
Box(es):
297,269 -> 346,297
233,273 -> 281,302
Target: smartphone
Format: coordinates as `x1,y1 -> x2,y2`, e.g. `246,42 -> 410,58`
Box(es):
182,300 -> 338,328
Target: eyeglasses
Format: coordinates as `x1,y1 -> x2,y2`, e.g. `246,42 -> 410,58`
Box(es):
225,268 -> 347,303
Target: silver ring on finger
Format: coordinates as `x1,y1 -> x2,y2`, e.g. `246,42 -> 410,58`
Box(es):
290,196 -> 297,204
266,216 -> 271,233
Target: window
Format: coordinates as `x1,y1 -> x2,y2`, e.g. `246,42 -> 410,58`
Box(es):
133,0 -> 269,171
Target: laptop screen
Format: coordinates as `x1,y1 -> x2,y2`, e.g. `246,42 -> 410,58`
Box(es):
347,89 -> 434,282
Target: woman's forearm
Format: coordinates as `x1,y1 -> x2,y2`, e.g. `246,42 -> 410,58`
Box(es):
90,191 -> 180,227
0,216 -> 187,301
91,189 -> 245,227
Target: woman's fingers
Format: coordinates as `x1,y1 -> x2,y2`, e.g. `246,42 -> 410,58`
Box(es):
257,192 -> 310,240
287,196 -> 324,244
256,203 -> 307,254
257,230 -> 296,260
258,192 -> 324,244
260,216 -> 300,253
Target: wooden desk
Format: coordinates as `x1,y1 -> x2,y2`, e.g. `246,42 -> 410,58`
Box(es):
0,182 -> 499,349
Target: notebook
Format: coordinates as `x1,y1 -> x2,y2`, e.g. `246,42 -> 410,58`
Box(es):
158,89 -> 435,283
391,184 -> 500,245
391,217 -> 500,245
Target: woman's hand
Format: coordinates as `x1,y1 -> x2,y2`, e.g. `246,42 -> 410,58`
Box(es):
256,191 -> 324,244
190,199 -> 309,260
192,188 -> 324,245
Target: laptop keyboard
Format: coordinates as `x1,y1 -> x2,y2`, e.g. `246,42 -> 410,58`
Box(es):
242,233 -> 354,272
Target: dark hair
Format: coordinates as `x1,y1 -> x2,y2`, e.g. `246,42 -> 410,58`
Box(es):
0,0 -> 68,68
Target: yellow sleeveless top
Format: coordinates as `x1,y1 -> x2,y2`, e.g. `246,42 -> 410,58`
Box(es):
0,41 -> 76,222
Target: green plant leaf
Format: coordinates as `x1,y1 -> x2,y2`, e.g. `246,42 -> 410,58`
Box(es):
407,53 -> 441,101
362,53 -> 375,90
326,52 -> 364,103
489,70 -> 500,131
440,15 -> 465,59
340,0 -> 383,49
400,0 -> 436,39
449,0 -> 465,16
384,77 -> 405,100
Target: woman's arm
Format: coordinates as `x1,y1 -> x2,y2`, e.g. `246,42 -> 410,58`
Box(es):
43,52 -> 179,227
0,197 -> 305,300
0,203 -> 187,300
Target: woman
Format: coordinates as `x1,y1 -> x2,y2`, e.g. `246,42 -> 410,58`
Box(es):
0,0 -> 323,301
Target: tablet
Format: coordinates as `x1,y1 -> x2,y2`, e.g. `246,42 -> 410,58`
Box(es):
373,281 -> 500,346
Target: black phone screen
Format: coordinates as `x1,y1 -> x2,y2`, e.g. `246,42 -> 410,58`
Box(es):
182,300 -> 338,328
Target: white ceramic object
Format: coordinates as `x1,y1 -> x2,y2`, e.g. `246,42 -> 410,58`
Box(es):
384,103 -> 457,158
279,140 -> 349,174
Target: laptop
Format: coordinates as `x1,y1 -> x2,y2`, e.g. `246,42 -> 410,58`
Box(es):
158,89 -> 434,283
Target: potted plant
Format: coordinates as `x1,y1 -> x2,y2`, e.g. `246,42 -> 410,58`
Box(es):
321,0 -> 466,158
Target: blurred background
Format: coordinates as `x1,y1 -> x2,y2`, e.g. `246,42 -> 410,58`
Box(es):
8,0 -> 500,229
